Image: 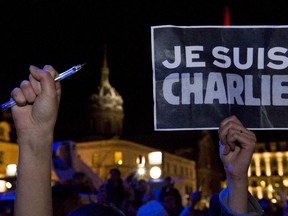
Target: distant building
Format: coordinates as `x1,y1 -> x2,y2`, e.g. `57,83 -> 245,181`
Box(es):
88,46 -> 124,139
0,141 -> 18,177
59,138 -> 196,206
248,141 -> 288,204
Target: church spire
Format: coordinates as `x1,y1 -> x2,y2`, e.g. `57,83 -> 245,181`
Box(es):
101,45 -> 110,86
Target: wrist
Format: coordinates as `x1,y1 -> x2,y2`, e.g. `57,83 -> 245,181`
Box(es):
227,175 -> 248,187
17,131 -> 54,155
225,166 -> 249,182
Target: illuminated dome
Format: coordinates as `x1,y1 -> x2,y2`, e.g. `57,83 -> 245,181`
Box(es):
91,48 -> 123,110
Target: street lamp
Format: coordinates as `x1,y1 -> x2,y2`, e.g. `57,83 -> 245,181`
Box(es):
150,166 -> 162,179
148,151 -> 162,180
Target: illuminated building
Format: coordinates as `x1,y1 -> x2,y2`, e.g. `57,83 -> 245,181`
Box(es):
88,46 -> 124,139
248,141 -> 288,203
66,139 -> 197,206
0,117 -> 18,193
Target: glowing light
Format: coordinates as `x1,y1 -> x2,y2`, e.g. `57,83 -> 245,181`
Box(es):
6,164 -> 17,177
283,178 -> 288,187
260,180 -> 266,187
5,182 -> 12,189
148,152 -> 162,165
264,157 -> 271,176
150,166 -> 162,179
268,184 -> 273,192
114,152 -> 123,165
0,180 -> 6,192
137,168 -> 145,176
276,155 -> 283,176
254,156 -> 261,176
256,186 -> 263,199
136,155 -> 146,167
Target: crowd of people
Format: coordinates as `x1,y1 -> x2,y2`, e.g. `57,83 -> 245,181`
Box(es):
4,64 -> 288,216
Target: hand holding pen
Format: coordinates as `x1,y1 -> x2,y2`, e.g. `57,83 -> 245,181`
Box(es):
1,63 -> 86,110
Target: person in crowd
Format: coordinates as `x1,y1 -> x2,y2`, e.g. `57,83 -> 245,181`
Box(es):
68,183 -> 125,216
105,168 -> 129,209
73,153 -> 103,191
134,179 -> 154,206
136,200 -> 168,216
208,193 -> 222,216
159,185 -> 184,216
180,189 -> 209,216
95,184 -> 109,205
159,176 -> 183,215
120,175 -> 139,216
120,198 -> 138,216
72,171 -> 96,194
52,183 -> 82,216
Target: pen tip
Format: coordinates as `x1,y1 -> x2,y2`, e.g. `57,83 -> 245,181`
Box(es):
81,63 -> 87,67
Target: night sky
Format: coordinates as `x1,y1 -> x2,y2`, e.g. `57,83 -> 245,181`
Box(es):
1,1 -> 288,151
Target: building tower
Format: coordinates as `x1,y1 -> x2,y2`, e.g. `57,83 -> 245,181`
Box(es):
89,47 -> 124,139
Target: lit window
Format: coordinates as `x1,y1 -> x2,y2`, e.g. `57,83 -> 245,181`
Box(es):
136,155 -> 145,167
148,152 -> 162,165
115,152 -> 123,165
6,164 -> 17,177
0,180 -> 6,192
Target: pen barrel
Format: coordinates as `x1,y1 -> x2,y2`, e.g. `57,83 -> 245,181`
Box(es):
1,99 -> 16,111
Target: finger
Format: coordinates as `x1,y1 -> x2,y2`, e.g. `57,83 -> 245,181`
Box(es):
219,116 -> 243,135
219,140 -> 231,155
19,80 -> 37,103
29,72 -> 41,96
219,115 -> 241,129
43,65 -> 58,79
218,116 -> 238,145
219,116 -> 247,146
11,88 -> 26,106
226,129 -> 256,151
226,130 -> 238,151
29,65 -> 56,97
43,65 -> 61,96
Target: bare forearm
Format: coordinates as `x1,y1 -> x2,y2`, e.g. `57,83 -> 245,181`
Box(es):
227,177 -> 249,214
14,135 -> 53,216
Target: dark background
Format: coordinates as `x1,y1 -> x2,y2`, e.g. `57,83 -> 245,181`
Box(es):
1,0 -> 288,151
